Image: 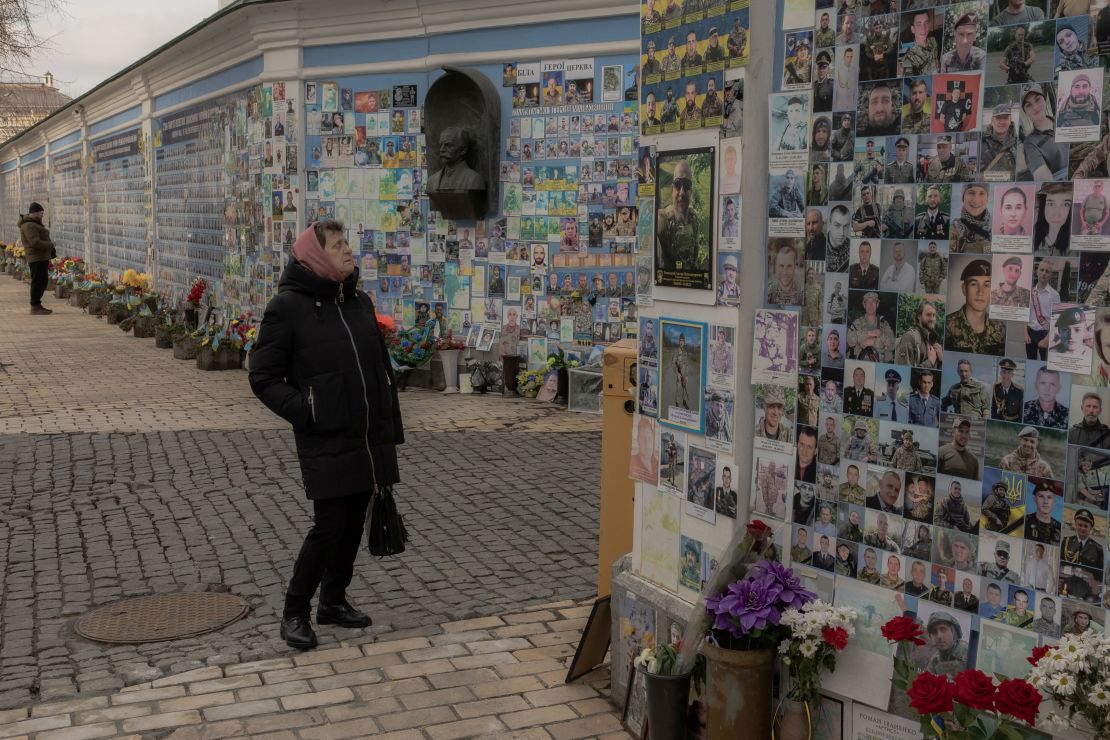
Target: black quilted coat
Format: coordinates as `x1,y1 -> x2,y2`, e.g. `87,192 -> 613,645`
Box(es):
249,259 -> 403,499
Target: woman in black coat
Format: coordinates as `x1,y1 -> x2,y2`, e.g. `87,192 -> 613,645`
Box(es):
250,220 -> 404,650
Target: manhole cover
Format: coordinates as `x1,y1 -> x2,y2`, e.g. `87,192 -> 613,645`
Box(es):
75,592 -> 250,644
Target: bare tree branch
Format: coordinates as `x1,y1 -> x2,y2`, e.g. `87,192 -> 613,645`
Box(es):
0,0 -> 66,79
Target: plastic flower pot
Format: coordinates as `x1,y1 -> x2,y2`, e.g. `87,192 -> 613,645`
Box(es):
641,666 -> 693,740
439,349 -> 461,393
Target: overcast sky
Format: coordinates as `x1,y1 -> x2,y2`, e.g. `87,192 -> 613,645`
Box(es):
27,0 -> 217,98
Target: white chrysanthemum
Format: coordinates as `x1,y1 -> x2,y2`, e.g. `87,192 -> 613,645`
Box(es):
779,640 -> 792,655
1089,685 -> 1110,708
800,640 -> 819,658
1050,673 -> 1077,696
1043,712 -> 1073,732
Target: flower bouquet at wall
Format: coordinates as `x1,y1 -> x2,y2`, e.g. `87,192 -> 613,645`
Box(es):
11,245 -> 26,280
775,601 -> 858,739
52,257 -> 85,299
386,319 -> 438,370
0,244 -> 10,272
884,615 -> 1042,738
543,346 -> 580,404
193,320 -> 244,371
1027,632 -> 1110,738
154,301 -> 176,349
82,275 -> 110,316
184,277 -> 206,329
516,368 -> 545,398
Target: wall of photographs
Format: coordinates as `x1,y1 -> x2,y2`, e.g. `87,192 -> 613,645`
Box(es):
21,159 -> 49,225
1,169 -> 17,244
88,128 -> 149,276
153,82 -> 297,311
49,148 -> 87,259
304,55 -> 640,352
739,0 -> 1110,721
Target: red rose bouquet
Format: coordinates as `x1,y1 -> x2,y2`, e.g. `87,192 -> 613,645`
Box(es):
881,616 -> 1042,737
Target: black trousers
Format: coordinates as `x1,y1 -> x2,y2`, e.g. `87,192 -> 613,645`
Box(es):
285,490 -> 371,617
1026,328 -> 1048,361
28,260 -> 48,307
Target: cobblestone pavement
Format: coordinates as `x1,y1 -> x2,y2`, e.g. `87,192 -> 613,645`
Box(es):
0,278 -> 606,724
0,601 -> 623,740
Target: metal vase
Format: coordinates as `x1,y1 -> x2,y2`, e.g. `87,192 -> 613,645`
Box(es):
642,667 -> 692,740
701,644 -> 775,739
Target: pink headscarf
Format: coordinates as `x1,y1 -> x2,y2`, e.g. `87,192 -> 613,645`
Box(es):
292,223 -> 345,283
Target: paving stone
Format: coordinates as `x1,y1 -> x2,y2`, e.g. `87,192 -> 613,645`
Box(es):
201,699 -> 281,722
397,686 -> 476,711
501,705 -> 579,730
279,687 -> 354,711
121,710 -> 202,732
36,723 -> 119,740
0,715 -> 71,738
378,705 -> 456,732
545,713 -> 624,739
426,716 -> 507,740
29,696 -> 109,718
523,685 -> 599,708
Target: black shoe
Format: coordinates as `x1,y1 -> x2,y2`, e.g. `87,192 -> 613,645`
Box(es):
280,615 -> 318,650
317,600 -> 372,628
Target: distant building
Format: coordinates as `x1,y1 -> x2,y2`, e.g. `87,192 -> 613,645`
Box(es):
0,73 -> 70,143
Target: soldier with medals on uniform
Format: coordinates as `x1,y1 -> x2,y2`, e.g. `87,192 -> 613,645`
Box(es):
981,481 -> 1012,532
999,25 -> 1034,84
1069,392 -> 1110,450
1025,480 -> 1062,544
999,426 -> 1055,478
980,105 -> 1017,181
755,385 -> 793,444
926,136 -> 970,183
938,416 -> 980,481
978,540 -> 1022,585
1061,507 -> 1104,577
924,612 -> 969,677
943,359 -> 989,418
915,186 -> 951,240
844,366 -> 875,417
918,241 -> 947,294
884,138 -> 915,185
656,158 -> 700,272
848,291 -> 895,362
991,358 -> 1024,422
1022,366 -> 1070,427
945,259 -> 1006,356
896,300 -> 943,370
901,10 -> 939,76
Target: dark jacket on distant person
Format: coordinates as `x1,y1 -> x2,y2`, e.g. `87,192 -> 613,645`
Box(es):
19,214 -> 55,263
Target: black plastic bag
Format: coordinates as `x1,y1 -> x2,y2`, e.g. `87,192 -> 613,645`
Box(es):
366,486 -> 408,557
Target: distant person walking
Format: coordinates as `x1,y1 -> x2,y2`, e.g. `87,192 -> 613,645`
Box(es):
249,220 -> 405,650
19,202 -> 55,314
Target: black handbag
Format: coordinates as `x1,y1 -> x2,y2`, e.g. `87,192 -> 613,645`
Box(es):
366,486 -> 408,557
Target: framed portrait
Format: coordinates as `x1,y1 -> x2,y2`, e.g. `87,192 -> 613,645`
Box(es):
654,146 -> 715,292
658,317 -> 708,434
621,663 -> 649,739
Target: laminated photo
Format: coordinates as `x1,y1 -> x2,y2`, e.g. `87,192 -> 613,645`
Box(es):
659,428 -> 687,496
719,195 -> 740,250
1071,179 -> 1110,251
1055,67 -> 1103,143
769,92 -> 810,168
988,253 -> 1033,322
977,620 -> 1037,679
768,167 -> 806,237
750,450 -> 793,521
754,383 -> 796,455
824,579 -> 901,708
1047,304 -> 1094,374
707,324 -> 735,386
654,147 -> 715,290
990,183 -> 1034,252
678,535 -> 704,592
704,386 -> 734,455
752,308 -> 800,385
686,444 -> 717,524
629,414 -> 660,485
658,317 -> 706,433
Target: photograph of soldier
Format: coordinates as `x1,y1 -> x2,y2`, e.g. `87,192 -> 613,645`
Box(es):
839,505 -> 866,543
853,186 -> 884,240
907,369 -> 943,427
1020,83 -> 1069,181
926,134 -> 973,183
1048,306 -> 1093,374
816,9 -> 836,48
826,274 -> 849,322
769,168 -> 805,219
814,51 -> 834,112
857,80 -> 901,136
945,257 -> 1006,356
865,510 -> 903,552
1069,389 -> 1110,449
915,184 -> 952,240
1068,447 -> 1110,508
977,104 -> 1018,182
1054,19 -> 1094,74
820,377 -> 843,414
902,522 -> 934,562
941,9 -> 987,72
991,23 -> 1037,85
916,607 -> 971,676
859,13 -> 899,80
831,113 -> 856,165
856,138 -> 886,186
659,429 -> 686,493
1061,601 -> 1103,635
905,558 -> 932,596
881,191 -> 915,240
1055,69 -> 1103,143
875,368 -> 910,423
767,239 -> 804,306
686,444 -> 717,514
905,475 -> 937,523
659,318 -> 706,431
844,363 -> 877,416
1073,179 -> 1110,245
844,416 -> 878,465
993,425 -> 1058,478
979,580 -> 1006,619
798,375 -> 821,428
755,384 -> 795,448
783,33 -> 813,88
1022,478 -> 1063,545
715,463 -> 737,519
927,565 -> 956,606
847,291 -> 896,361
938,414 -> 984,480
899,9 -> 941,76
991,358 -> 1025,422
994,585 -> 1035,627
884,137 -> 915,185
1032,182 -> 1072,255
1030,593 -> 1062,638
1022,363 -> 1070,428
950,574 -> 979,613
913,242 -> 947,298
868,469 -> 906,514
792,526 -> 813,565
978,534 -> 1024,584
856,546 -> 881,584
771,93 -> 810,155
901,77 -> 932,135
950,184 -> 994,252
751,453 -> 790,520
655,149 -> 713,289
897,297 -> 946,370
849,240 -> 881,289
943,357 -> 991,419
979,477 -> 1017,533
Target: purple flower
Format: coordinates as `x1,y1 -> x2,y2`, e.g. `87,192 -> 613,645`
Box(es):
751,561 -> 816,611
707,573 -> 784,638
